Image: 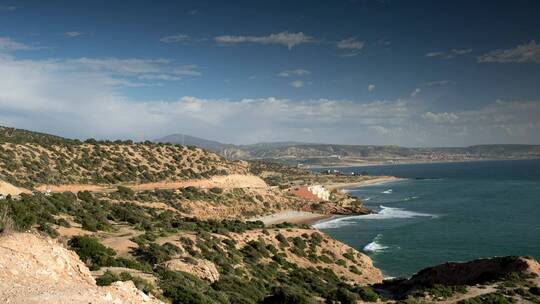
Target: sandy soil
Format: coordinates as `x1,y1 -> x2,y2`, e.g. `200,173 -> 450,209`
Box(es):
0,232 -> 163,304
249,211 -> 331,225
35,184 -> 108,193
35,174 -> 268,194
99,225 -> 143,256
129,174 -> 267,191
325,176 -> 400,190
0,180 -> 30,196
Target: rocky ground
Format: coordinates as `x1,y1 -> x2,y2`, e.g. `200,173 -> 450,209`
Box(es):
0,233 -> 163,304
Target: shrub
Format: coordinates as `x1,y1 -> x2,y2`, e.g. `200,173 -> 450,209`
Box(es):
96,270 -> 121,286
327,287 -> 358,304
262,287 -> 312,304
133,242 -> 180,265
354,286 -> 379,302
276,233 -> 289,247
68,236 -> 117,270
158,270 -> 222,304
116,186 -> 135,199
458,292 -> 516,304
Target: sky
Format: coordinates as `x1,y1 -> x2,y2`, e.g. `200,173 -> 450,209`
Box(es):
0,0 -> 539,146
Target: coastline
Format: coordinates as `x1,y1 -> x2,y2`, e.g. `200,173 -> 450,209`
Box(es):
249,211 -> 332,226
325,176 -> 402,191
306,157 -> 540,169
252,177 -> 400,227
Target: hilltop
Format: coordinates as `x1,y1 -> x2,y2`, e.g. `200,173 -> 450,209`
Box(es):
0,126 -> 247,189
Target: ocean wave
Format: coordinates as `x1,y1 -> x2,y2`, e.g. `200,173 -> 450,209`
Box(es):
363,234 -> 388,253
313,206 -> 436,229
360,205 -> 435,220
382,189 -> 393,194
403,196 -> 419,201
313,216 -> 358,229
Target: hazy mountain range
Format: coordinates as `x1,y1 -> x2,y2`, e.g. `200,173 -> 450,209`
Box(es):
154,133 -> 540,166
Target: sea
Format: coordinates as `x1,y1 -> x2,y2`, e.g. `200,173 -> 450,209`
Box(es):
312,159 -> 540,279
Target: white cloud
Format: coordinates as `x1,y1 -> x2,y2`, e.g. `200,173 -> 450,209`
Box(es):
63,57 -> 201,80
337,38 -> 364,50
289,80 -> 304,88
160,34 -> 190,43
337,38 -> 364,57
215,32 -> 312,49
426,48 -> 472,59
452,48 -> 472,55
278,69 -> 310,77
65,32 -> 82,37
411,88 -> 421,97
0,52 -> 539,146
425,51 -> 444,57
478,41 -> 540,64
0,37 -> 32,52
368,84 -> 376,92
423,112 -> 459,124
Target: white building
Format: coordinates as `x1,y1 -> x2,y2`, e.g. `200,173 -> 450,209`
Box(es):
307,185 -> 330,201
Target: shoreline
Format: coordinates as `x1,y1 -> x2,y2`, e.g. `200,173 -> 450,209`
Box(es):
253,176 -> 402,226
306,157 -> 540,169
325,176 -> 402,191
249,211 -> 332,226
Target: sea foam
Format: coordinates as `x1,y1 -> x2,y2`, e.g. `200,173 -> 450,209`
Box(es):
313,206 -> 436,229
363,234 -> 388,253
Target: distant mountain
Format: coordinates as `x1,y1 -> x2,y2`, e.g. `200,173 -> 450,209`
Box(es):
0,125 -> 78,146
154,133 -> 231,152
155,133 -> 540,165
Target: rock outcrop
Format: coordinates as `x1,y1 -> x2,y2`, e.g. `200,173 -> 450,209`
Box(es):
0,233 -> 164,304
377,256 -> 540,297
163,258 -> 220,283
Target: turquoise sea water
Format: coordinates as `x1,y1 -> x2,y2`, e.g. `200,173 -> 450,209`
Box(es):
313,159 -> 540,278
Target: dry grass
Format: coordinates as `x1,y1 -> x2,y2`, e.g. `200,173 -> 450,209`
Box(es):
0,205 -> 15,235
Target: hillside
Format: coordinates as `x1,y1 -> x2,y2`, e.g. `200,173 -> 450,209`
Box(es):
0,126 -> 247,189
0,187 -> 383,303
154,133 -> 231,153
1,126 -> 538,303
0,232 -> 163,304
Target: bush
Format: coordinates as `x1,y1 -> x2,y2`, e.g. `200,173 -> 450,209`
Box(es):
116,186 -> 135,199
354,286 -> 379,302
458,292 -> 516,304
326,287 -> 358,304
133,242 -> 180,265
529,286 -> 540,296
68,236 -> 117,270
262,287 -> 312,304
158,270 -> 224,304
96,270 -> 121,286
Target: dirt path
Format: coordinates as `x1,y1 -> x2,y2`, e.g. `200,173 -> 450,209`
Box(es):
99,225 -> 144,256
0,180 -> 31,196
439,285 -> 497,303
35,174 -> 268,194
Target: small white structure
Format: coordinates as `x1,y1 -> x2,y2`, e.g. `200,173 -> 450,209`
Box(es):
0,194 -> 5,200
307,185 -> 330,201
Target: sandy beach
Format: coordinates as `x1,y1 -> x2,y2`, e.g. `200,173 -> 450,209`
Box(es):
325,176 -> 401,191
250,211 -> 332,226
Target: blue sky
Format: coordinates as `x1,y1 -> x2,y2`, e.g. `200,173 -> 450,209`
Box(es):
0,0 -> 539,146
